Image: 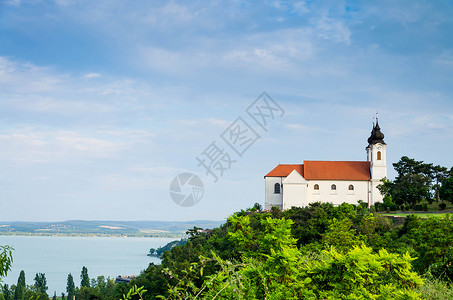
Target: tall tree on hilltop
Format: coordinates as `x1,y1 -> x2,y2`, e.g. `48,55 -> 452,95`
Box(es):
440,176 -> 453,204
431,165 -> 448,202
80,266 -> 90,288
379,156 -> 434,205
66,274 -> 75,300
14,271 -> 25,300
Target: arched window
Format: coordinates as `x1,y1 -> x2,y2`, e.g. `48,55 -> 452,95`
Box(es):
331,184 -> 336,190
349,184 -> 354,190
314,184 -> 319,190
274,183 -> 281,194
377,151 -> 382,160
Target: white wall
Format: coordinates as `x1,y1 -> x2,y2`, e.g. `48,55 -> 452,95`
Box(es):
266,178 -> 383,209
265,177 -> 284,210
282,170 -> 308,209
307,180 -> 369,206
370,143 -> 387,180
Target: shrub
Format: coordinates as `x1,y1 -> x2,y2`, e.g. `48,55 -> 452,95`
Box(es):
389,203 -> 398,211
414,204 -> 423,211
439,203 -> 447,210
374,202 -> 385,212
416,277 -> 453,300
422,203 -> 428,211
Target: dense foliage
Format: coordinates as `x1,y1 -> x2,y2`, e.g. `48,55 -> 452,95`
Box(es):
0,246 -> 13,283
148,240 -> 187,258
378,156 -> 453,206
2,201 -> 453,299
105,203 -> 451,299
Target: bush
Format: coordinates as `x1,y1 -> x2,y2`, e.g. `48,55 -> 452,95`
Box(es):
416,277 -> 453,299
439,203 -> 447,210
405,205 -> 411,211
422,203 -> 428,211
374,202 -> 384,212
389,203 -> 398,211
414,204 -> 423,211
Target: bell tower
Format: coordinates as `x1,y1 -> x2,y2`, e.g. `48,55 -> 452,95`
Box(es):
366,117 -> 387,205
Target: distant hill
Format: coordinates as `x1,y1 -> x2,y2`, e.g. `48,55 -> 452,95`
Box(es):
0,220 -> 225,237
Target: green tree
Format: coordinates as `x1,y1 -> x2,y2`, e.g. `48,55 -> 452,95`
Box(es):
33,273 -> 48,294
52,292 -> 57,300
80,266 -> 89,288
2,284 -> 11,300
388,156 -> 433,205
13,270 -> 25,300
305,245 -> 423,299
431,165 -> 449,202
321,218 -> 363,252
66,274 -> 75,300
0,246 -> 13,283
440,176 -> 453,203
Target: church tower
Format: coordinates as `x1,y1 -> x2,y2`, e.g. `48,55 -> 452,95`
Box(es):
366,118 -> 387,205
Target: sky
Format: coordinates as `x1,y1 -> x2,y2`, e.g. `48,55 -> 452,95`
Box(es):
0,0 -> 452,222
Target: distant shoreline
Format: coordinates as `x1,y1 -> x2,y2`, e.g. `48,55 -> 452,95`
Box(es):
0,232 -> 186,238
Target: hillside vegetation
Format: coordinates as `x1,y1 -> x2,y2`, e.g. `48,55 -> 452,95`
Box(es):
127,203 -> 453,299
1,203 -> 453,299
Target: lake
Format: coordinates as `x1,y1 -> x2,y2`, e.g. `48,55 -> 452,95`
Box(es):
0,235 -> 176,295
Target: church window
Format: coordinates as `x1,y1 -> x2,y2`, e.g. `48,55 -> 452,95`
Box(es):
377,151 -> 382,160
349,184 -> 354,190
274,183 -> 281,194
314,184 -> 319,190
331,184 -> 336,190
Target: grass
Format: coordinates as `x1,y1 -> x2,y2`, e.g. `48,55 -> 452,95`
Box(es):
377,200 -> 453,218
380,213 -> 448,218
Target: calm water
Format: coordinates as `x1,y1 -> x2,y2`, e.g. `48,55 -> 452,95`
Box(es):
0,236 -> 176,295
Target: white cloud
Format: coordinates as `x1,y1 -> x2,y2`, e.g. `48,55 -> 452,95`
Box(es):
84,73 -> 101,78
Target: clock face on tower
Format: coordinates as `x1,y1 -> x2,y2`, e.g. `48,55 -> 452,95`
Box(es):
377,145 -> 382,150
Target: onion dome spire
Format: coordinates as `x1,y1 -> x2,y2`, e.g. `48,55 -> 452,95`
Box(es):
367,117 -> 386,145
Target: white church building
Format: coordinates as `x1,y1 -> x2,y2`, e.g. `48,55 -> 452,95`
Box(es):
264,120 -> 387,210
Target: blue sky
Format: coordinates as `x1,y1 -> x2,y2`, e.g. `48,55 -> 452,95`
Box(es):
0,0 -> 452,221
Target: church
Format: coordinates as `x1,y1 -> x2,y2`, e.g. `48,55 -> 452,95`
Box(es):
264,119 -> 387,210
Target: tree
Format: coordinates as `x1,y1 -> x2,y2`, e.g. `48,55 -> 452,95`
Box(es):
0,246 -> 13,283
393,173 -> 431,205
52,292 -> 57,300
248,202 -> 263,212
66,274 -> 75,300
440,177 -> 453,204
2,284 -> 12,300
80,266 -> 90,288
13,271 -> 25,300
378,157 -> 433,205
33,273 -> 48,294
431,165 -> 449,202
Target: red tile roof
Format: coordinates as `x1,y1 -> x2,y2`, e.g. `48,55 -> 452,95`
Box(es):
304,161 -> 370,180
265,161 -> 371,181
265,164 -> 304,177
